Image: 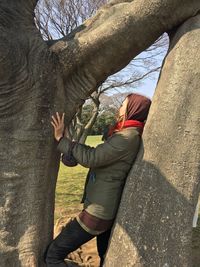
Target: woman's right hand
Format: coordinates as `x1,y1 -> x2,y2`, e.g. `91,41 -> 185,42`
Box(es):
51,112 -> 65,141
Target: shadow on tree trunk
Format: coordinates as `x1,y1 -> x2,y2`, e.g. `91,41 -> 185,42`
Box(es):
105,158 -> 200,266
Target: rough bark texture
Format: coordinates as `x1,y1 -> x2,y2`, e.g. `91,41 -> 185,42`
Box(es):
0,0 -> 200,266
0,2 -> 65,266
105,14 -> 200,267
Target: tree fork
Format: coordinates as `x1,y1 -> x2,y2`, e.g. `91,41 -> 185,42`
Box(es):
0,0 -> 200,266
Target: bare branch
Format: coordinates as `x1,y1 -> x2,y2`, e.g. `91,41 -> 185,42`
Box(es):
36,0 -> 107,40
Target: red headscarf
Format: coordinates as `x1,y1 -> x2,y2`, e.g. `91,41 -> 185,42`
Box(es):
108,93 -> 151,137
126,93 -> 151,122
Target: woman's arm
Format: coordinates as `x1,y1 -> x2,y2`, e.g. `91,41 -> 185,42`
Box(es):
57,132 -> 138,168
51,112 -> 139,168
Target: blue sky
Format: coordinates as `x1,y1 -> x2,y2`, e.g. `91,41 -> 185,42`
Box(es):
104,35 -> 169,100
108,71 -> 160,99
135,78 -> 158,98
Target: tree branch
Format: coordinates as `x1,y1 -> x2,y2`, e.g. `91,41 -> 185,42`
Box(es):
99,67 -> 160,93
51,0 -> 199,73
48,0 -> 200,122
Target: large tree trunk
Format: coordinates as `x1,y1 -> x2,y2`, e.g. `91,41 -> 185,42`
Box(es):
105,14 -> 200,266
0,0 -> 200,266
0,2 -> 66,267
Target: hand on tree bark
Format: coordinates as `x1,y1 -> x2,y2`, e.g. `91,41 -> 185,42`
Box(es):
51,112 -> 65,141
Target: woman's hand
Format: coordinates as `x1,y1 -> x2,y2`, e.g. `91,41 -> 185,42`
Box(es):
51,112 -> 65,141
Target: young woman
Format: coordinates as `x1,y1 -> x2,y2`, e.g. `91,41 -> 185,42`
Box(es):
45,93 -> 151,267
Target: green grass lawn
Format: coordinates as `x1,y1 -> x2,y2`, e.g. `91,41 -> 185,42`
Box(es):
55,135 -> 102,220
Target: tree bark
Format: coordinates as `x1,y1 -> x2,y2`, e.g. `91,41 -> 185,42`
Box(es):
0,3 -> 64,267
105,14 -> 200,267
0,1 -> 200,266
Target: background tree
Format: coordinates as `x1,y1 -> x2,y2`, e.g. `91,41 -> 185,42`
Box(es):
0,0 -> 199,266
35,0 -> 107,40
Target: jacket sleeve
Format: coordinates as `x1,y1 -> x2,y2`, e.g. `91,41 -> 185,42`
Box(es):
57,132 -> 136,168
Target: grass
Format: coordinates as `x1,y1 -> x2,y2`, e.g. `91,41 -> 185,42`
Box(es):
55,135 -> 102,220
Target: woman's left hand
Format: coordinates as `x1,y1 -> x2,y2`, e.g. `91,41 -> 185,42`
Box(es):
51,112 -> 65,141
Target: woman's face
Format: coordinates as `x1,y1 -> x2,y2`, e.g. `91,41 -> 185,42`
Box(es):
118,97 -> 128,119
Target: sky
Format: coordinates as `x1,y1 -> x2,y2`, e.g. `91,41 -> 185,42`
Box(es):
103,34 -> 169,100
105,45 -> 168,100
135,76 -> 158,99
106,71 -> 159,99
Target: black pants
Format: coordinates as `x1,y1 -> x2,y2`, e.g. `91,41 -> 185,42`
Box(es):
45,218 -> 112,267
96,228 -> 112,266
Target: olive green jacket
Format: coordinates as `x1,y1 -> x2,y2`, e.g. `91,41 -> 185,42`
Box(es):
57,127 -> 141,220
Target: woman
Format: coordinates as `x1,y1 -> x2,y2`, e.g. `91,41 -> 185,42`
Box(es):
45,93 -> 151,267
